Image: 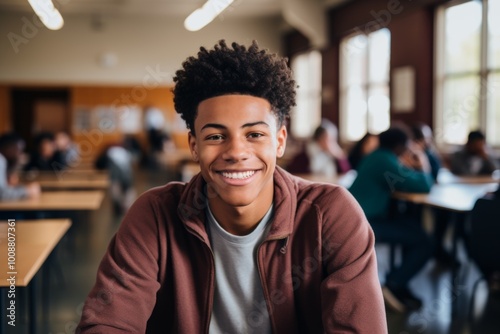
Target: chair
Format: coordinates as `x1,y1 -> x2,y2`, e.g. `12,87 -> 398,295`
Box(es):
467,194 -> 500,323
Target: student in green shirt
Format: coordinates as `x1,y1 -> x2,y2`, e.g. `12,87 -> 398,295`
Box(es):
349,127 -> 434,313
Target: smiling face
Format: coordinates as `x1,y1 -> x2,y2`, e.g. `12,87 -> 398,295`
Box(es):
189,94 -> 287,219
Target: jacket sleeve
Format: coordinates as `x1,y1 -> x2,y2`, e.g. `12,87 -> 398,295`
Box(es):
320,187 -> 387,333
381,155 -> 433,193
77,193 -> 162,333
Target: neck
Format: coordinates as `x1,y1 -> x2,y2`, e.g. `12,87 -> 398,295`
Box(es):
208,197 -> 273,236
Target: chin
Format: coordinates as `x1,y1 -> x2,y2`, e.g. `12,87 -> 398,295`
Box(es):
213,191 -> 258,208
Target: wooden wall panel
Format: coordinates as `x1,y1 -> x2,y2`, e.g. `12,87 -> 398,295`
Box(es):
0,85 -> 11,133
390,8 -> 434,127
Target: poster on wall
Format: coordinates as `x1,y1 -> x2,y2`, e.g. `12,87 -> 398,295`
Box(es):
73,106 -> 91,132
118,105 -> 142,133
392,66 -> 415,113
93,106 -> 117,133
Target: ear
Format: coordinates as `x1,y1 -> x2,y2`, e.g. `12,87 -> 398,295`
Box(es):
188,132 -> 199,162
276,125 -> 287,158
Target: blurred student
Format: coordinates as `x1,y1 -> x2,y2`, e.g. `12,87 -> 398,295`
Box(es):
449,130 -> 498,176
95,142 -> 135,216
0,132 -> 40,200
347,132 -> 379,171
410,123 -> 460,266
349,127 -> 434,313
287,120 -> 350,176
410,123 -> 442,181
24,132 -> 65,171
55,131 -> 79,167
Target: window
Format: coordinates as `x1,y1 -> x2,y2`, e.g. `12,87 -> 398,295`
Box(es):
339,28 -> 391,142
290,50 -> 322,138
435,0 -> 500,146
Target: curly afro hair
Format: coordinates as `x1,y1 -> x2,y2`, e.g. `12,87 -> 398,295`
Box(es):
173,40 -> 296,133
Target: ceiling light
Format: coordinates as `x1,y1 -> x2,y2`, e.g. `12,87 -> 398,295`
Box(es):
184,0 -> 234,32
27,0 -> 64,30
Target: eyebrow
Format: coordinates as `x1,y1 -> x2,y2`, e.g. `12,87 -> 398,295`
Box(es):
200,121 -> 270,131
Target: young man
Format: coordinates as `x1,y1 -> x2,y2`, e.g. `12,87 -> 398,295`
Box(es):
0,132 -> 40,201
349,127 -> 434,313
78,40 -> 386,333
449,130 -> 498,176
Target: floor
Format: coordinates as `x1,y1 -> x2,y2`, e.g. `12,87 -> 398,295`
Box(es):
5,168 -> 500,334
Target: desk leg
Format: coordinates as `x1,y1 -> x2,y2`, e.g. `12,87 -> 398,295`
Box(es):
29,275 -> 38,334
450,211 -> 467,316
42,259 -> 51,332
450,215 -> 459,316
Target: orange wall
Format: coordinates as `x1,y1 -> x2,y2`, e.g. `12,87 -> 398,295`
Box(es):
70,85 -> 188,161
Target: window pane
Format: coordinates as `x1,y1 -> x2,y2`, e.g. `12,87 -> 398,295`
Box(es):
486,73 -> 500,145
488,0 -> 500,69
442,76 -> 480,144
369,28 -> 390,84
340,34 -> 367,87
341,86 -> 367,141
444,1 -> 482,73
291,51 -> 322,138
367,85 -> 390,134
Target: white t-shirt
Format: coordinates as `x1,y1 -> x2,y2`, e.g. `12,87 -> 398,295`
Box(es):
206,204 -> 273,334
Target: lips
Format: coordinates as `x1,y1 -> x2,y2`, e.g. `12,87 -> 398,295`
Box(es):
220,170 -> 256,180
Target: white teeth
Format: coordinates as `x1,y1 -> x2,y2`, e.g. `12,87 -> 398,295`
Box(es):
221,171 -> 255,179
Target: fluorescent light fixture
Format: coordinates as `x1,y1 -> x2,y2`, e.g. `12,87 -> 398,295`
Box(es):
184,0 -> 235,31
27,0 -> 64,30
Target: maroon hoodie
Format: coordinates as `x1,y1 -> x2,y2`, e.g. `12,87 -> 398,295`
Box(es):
77,167 -> 387,333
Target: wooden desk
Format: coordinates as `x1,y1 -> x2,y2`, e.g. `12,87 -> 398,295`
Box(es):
22,170 -> 108,180
0,191 -> 104,211
0,219 -> 71,286
21,170 -> 109,190
393,183 -> 499,212
0,219 -> 71,333
34,178 -> 109,190
437,168 -> 500,185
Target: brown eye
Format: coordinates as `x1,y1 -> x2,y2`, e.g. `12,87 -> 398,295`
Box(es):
248,133 -> 264,139
206,134 -> 224,141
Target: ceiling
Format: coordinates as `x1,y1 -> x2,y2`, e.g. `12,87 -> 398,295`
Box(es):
0,0 -> 350,19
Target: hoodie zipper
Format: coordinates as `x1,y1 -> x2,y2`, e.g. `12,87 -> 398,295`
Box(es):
183,224 -> 215,334
256,235 -> 290,333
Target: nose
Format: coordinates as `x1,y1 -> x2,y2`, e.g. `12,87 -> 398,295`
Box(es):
222,136 -> 250,162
